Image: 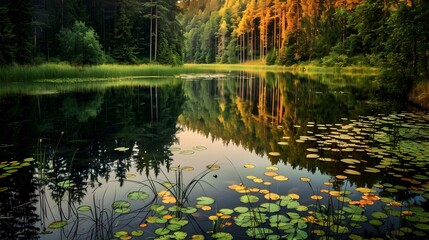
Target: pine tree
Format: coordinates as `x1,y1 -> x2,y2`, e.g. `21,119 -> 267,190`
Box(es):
112,0 -> 137,63
8,0 -> 33,64
0,1 -> 15,65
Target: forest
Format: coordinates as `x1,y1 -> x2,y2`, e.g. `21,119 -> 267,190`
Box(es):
0,0 -> 428,82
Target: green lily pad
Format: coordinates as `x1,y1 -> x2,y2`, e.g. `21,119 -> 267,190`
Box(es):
48,220 -> 67,229
219,208 -> 234,215
212,232 -> 233,239
131,230 -> 144,236
114,147 -> 129,152
154,227 -> 170,236
234,206 -> 249,213
246,228 -> 274,238
127,191 -> 149,200
112,200 -> 131,209
240,195 -> 259,203
166,224 -> 181,231
172,231 -> 187,239
169,218 -> 189,227
114,230 -> 128,238
260,203 -> 281,213
372,211 -> 388,219
57,180 -> 75,188
181,207 -> 197,214
192,146 -> 207,151
0,187 -> 8,193
196,196 -> 215,205
114,207 -> 130,214
415,223 -> 429,230
77,205 -> 91,212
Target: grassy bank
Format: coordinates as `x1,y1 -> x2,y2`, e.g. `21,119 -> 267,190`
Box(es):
0,63 -> 212,82
0,62 -> 381,83
185,63 -> 381,76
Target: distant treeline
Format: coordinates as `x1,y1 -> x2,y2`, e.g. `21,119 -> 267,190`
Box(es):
0,0 -> 428,81
180,0 -> 428,79
0,0 -> 183,66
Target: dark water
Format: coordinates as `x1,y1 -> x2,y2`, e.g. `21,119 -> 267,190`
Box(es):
0,71 -> 428,239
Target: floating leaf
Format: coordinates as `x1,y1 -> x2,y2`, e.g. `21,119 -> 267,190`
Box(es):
264,171 -> 278,177
57,180 -> 75,188
114,147 -> 129,152
182,166 -> 194,171
260,203 -> 281,213
269,152 -> 281,157
288,193 -> 300,200
128,191 -> 149,200
344,169 -> 361,175
306,154 -> 320,159
273,175 -> 288,181
181,207 -> 197,214
179,150 -> 194,155
48,220 -> 67,229
244,164 -> 255,169
0,187 -> 8,193
131,230 -> 144,237
340,158 -> 360,164
265,193 -> 280,200
212,232 -> 233,239
372,211 -> 388,219
77,205 -> 91,212
206,164 -> 220,170
240,195 -> 259,203
246,228 -> 274,239
112,200 -> 131,209
154,227 -> 170,236
192,146 -> 207,151
196,196 -> 215,205
234,206 -> 249,213
219,208 -> 234,215
335,175 -> 347,180
114,230 -> 128,238
300,177 -> 311,182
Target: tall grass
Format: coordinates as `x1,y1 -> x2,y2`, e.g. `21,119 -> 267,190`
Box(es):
0,63 -> 212,82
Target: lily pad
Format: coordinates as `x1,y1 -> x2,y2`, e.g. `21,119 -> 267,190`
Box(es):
154,227 -> 170,236
114,147 -> 129,152
128,191 -> 149,200
131,230 -> 144,237
192,146 -> 207,151
196,196 -> 215,205
48,220 -> 67,229
240,195 -> 259,203
77,205 -> 91,212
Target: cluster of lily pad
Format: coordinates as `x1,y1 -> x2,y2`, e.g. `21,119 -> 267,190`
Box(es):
0,157 -> 34,192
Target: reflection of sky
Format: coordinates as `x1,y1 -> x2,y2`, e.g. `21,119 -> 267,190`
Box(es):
37,127 -> 333,239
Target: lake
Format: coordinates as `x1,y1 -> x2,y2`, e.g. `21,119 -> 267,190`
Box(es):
0,70 -> 428,239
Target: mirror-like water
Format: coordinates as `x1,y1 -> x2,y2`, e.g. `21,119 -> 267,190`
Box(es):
0,71 -> 428,239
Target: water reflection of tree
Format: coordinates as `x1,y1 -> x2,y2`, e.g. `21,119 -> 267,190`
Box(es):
0,96 -> 41,239
179,71 -> 386,187
0,83 -> 186,238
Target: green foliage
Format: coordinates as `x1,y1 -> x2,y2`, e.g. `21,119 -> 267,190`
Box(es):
7,0 -> 33,64
321,53 -> 349,67
58,21 -> 105,65
266,49 -> 277,65
112,0 -> 137,64
0,3 -> 15,65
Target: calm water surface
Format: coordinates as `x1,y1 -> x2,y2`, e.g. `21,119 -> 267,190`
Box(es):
0,71 -> 428,239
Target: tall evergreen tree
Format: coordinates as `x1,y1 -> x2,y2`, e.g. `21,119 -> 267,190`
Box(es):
112,0 -> 137,63
8,0 -> 33,64
0,1 -> 15,65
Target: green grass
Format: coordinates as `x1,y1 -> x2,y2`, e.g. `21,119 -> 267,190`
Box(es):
0,62 -> 380,83
0,63 -> 213,82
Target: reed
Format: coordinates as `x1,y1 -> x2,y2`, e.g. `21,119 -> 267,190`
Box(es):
0,63 -> 210,82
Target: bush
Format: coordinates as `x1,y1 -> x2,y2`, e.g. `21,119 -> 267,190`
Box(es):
321,53 -> 349,67
58,21 -> 106,65
266,49 -> 277,65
